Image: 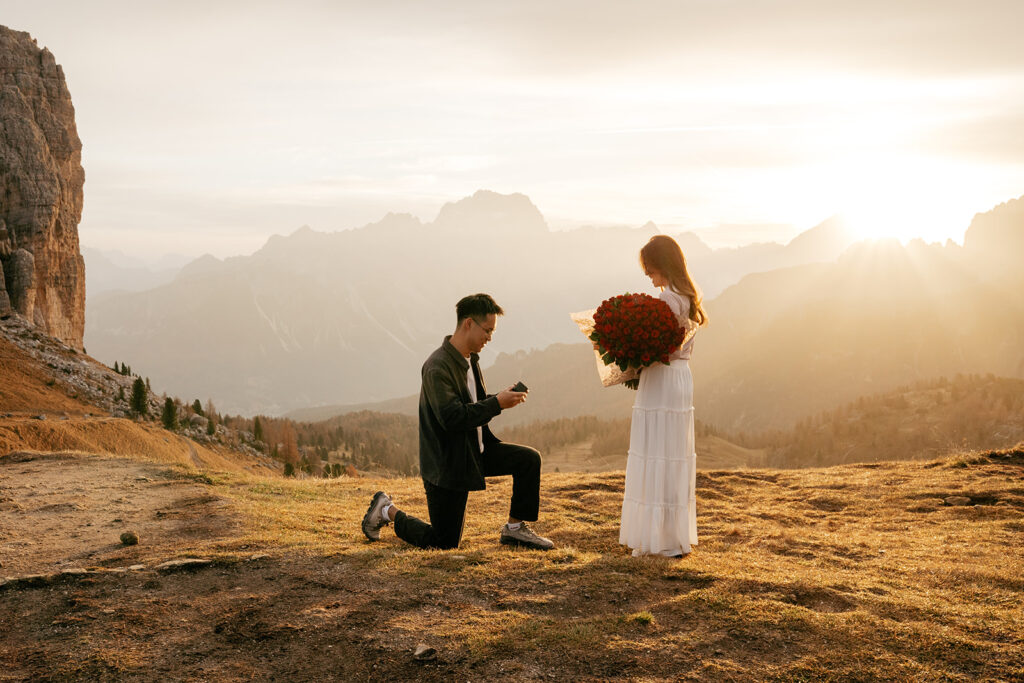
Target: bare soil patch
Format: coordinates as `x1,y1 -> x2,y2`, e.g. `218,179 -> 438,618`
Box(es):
0,452 -> 237,574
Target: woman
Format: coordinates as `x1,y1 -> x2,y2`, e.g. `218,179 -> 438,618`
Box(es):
620,234 -> 708,558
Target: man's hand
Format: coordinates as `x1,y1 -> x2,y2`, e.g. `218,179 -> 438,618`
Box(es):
497,389 -> 527,410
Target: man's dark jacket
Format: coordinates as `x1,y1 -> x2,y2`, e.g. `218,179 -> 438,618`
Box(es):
419,336 -> 502,491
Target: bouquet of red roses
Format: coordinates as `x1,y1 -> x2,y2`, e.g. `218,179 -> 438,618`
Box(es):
587,293 -> 687,389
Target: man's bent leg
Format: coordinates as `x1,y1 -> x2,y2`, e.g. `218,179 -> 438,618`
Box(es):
393,480 -> 468,549
482,442 -> 541,522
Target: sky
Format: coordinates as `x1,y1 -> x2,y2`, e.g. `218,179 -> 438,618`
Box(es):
5,0 -> 1024,262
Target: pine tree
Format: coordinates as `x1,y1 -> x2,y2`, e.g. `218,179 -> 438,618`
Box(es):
283,462 -> 295,477
130,377 -> 148,416
206,416 -> 216,436
161,397 -> 178,430
253,416 -> 264,442
113,361 -> 120,374
192,399 -> 203,416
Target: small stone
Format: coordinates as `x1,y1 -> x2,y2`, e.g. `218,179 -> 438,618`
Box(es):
155,558 -> 212,574
128,564 -> 146,571
944,496 -> 972,506
120,531 -> 139,546
59,568 -> 92,578
413,643 -> 437,661
249,553 -> 270,561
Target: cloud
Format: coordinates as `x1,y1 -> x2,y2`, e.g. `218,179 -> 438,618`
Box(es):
8,0 -> 1024,256
924,108 -> 1024,164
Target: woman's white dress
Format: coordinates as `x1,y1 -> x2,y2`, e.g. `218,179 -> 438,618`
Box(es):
619,288 -> 697,557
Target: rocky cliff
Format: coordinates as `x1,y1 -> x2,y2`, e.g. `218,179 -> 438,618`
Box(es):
0,26 -> 85,349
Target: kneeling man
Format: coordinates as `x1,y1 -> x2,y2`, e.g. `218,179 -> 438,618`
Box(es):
361,293 -> 553,550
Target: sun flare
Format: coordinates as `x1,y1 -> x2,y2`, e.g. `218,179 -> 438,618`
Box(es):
832,155 -> 980,245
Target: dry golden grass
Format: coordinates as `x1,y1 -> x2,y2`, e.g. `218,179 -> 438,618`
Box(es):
0,335 -> 96,415
543,433 -> 765,473
0,415 -> 274,475
2,445 -> 1022,681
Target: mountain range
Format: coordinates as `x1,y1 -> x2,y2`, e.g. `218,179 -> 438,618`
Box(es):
287,195 -> 1024,433
82,248 -> 186,298
85,190 -> 857,415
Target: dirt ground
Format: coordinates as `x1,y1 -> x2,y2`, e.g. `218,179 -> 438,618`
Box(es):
0,452 -> 236,575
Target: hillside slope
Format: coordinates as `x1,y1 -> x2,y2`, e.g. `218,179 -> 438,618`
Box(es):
748,374 -> 1024,468
0,315 -> 277,475
0,334 -> 96,415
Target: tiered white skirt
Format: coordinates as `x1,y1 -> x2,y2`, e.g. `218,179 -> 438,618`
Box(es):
619,358 -> 697,557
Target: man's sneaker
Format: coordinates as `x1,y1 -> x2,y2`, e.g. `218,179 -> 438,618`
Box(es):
500,522 -> 554,550
361,491 -> 392,541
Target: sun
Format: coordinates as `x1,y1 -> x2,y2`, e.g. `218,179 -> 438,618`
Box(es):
842,201 -> 953,245
832,155 -> 971,244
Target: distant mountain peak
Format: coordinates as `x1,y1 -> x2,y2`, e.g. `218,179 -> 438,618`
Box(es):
433,190 -> 548,234
176,253 -> 224,280
786,215 -> 855,251
963,193 -> 1024,257
364,212 -> 423,231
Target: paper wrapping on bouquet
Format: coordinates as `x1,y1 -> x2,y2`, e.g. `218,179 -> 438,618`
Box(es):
570,309 -> 699,388
570,309 -> 638,387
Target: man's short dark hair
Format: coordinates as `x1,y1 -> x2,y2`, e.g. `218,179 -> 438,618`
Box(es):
456,293 -> 504,323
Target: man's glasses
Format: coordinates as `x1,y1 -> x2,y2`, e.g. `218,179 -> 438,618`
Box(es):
470,318 -> 495,336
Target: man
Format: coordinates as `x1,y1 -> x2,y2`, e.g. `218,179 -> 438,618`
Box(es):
360,293 -> 554,550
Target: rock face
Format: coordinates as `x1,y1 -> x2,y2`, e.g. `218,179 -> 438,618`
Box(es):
0,26 -> 85,349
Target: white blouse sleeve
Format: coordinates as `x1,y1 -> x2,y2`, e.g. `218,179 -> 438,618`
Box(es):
659,289 -> 689,320
659,289 -> 694,360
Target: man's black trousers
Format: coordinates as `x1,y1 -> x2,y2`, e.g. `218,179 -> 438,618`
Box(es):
394,442 -> 541,549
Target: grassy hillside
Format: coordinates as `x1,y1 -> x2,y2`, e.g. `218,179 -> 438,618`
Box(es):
743,374 -> 1024,468
0,335 -> 97,415
0,415 -> 271,475
2,443 -> 1021,680
1,316 -> 277,477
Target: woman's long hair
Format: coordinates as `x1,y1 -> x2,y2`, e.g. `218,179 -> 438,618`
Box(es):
639,235 -> 708,326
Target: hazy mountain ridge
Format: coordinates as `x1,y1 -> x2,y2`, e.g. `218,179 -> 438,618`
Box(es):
85,190 -> 857,415
82,247 -> 182,298
292,194 -> 1024,434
